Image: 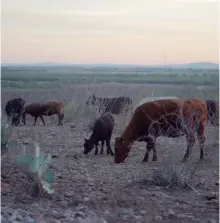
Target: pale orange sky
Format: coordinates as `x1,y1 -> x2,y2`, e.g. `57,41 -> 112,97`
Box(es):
1,0 -> 219,64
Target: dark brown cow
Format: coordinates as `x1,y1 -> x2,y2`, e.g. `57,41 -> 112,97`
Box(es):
22,100 -> 64,126
205,100 -> 219,126
86,95 -> 132,115
84,113 -> 114,156
5,97 -> 25,126
114,99 -> 207,164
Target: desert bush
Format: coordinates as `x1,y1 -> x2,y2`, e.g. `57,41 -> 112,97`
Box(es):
152,159 -> 200,189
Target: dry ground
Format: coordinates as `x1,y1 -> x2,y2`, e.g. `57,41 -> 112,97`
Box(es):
1,83 -> 219,223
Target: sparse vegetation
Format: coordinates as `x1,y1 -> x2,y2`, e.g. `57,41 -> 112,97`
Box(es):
1,67 -> 219,222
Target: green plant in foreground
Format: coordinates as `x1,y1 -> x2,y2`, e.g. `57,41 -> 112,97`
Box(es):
1,124 -> 55,195
1,124 -> 19,154
15,142 -> 55,195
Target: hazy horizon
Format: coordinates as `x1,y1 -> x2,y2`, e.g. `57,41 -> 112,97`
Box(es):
2,0 -> 219,65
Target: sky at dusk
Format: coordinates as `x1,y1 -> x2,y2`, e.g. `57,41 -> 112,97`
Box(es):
1,0 -> 219,65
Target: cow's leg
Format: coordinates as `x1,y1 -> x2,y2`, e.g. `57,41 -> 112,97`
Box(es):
60,113 -> 64,126
33,116 -> 38,126
181,132 -> 195,163
57,114 -> 61,126
106,130 -> 114,156
95,143 -> 99,155
100,141 -> 104,155
143,136 -> 156,162
106,139 -> 114,156
106,140 -> 110,155
40,115 -> 46,126
196,121 -> 206,160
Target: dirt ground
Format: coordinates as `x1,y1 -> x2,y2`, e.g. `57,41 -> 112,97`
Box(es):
1,84 -> 219,223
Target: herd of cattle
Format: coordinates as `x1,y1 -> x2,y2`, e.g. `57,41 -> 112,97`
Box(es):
4,96 -> 219,164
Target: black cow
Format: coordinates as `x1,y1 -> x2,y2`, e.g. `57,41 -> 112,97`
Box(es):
86,95 -> 132,115
205,100 -> 219,126
5,98 -> 25,126
84,113 -> 115,156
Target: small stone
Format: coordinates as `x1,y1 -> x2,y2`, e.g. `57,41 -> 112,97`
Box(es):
52,154 -> 59,158
63,218 -> 75,223
51,210 -> 65,219
23,216 -> 36,223
53,219 -> 61,223
207,219 -> 217,223
206,192 -> 218,201
30,203 -> 39,209
59,200 -> 68,208
176,214 -> 194,220
75,206 -> 88,213
167,209 -> 177,219
104,210 -> 110,215
3,207 -> 14,215
153,215 -> 163,222
75,212 -> 86,219
140,210 -> 146,215
134,216 -> 142,221
206,199 -> 219,206
17,208 -> 30,217
83,197 -> 90,202
64,192 -> 74,198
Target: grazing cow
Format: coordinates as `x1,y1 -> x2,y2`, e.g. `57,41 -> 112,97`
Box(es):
84,113 -> 115,156
5,98 -> 25,126
22,100 -> 64,126
86,95 -> 132,115
205,100 -> 219,127
114,99 -> 207,164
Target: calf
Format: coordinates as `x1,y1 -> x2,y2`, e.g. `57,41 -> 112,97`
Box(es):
86,95 -> 132,115
5,97 -> 25,126
22,100 -> 64,126
114,99 -> 207,164
84,113 -> 115,156
205,100 -> 219,126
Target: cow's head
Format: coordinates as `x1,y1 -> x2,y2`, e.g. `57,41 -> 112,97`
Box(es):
83,138 -> 94,154
114,137 -> 131,163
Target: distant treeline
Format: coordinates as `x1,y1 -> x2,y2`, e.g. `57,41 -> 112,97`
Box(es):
1,67 -> 219,89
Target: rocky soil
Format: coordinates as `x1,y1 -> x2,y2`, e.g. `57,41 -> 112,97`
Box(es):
1,84 -> 219,223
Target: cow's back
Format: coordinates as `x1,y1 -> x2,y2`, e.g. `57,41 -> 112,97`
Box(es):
128,99 -> 207,138
103,97 -> 132,114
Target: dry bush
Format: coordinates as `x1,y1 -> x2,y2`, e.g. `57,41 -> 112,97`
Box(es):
63,83 -> 104,129
152,156 -> 201,190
